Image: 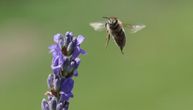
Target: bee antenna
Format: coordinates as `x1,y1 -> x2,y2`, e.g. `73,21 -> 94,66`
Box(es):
102,17 -> 109,19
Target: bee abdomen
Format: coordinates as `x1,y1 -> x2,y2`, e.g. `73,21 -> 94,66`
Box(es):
113,28 -> 126,52
108,19 -> 126,53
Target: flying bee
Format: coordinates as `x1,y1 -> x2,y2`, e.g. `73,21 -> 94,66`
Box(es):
89,16 -> 146,54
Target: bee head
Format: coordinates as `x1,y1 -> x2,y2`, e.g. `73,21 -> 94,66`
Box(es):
103,16 -> 117,24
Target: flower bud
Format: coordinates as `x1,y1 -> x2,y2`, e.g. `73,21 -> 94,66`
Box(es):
41,98 -> 50,110
65,32 -> 73,47
53,34 -> 64,49
53,78 -> 61,91
47,74 -> 54,89
56,103 -> 63,110
48,96 -> 57,110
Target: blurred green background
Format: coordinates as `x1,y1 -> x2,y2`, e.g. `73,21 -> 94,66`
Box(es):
0,0 -> 193,110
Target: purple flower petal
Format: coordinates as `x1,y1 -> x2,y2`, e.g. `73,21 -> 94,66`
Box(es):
74,58 -> 80,67
61,78 -> 74,93
56,103 -> 63,110
47,74 -> 54,89
51,54 -> 66,75
80,48 -> 87,55
53,78 -> 61,91
65,32 -> 73,45
51,56 -> 62,69
41,99 -> 49,110
51,60 -> 62,75
48,96 -> 57,110
64,101 -> 69,110
49,44 -> 61,58
53,33 -> 64,44
48,44 -> 56,52
77,35 -> 85,45
60,91 -> 73,101
71,47 -> 80,59
73,70 -> 78,77
66,41 -> 76,55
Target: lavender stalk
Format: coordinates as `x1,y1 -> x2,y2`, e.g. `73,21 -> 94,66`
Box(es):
41,32 -> 86,110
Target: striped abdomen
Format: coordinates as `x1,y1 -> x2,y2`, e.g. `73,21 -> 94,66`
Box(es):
109,19 -> 126,53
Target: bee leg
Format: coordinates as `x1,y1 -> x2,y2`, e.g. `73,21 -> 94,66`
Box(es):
105,31 -> 110,48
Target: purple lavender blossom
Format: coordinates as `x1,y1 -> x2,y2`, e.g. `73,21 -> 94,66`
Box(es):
41,32 -> 86,110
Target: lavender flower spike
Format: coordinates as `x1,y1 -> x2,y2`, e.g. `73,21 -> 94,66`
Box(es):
41,32 -> 86,110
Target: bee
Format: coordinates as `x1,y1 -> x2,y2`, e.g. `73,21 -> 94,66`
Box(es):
89,16 -> 146,54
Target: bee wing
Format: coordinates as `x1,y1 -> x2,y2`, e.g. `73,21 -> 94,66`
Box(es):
89,22 -> 106,31
123,23 -> 146,33
130,24 -> 146,33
